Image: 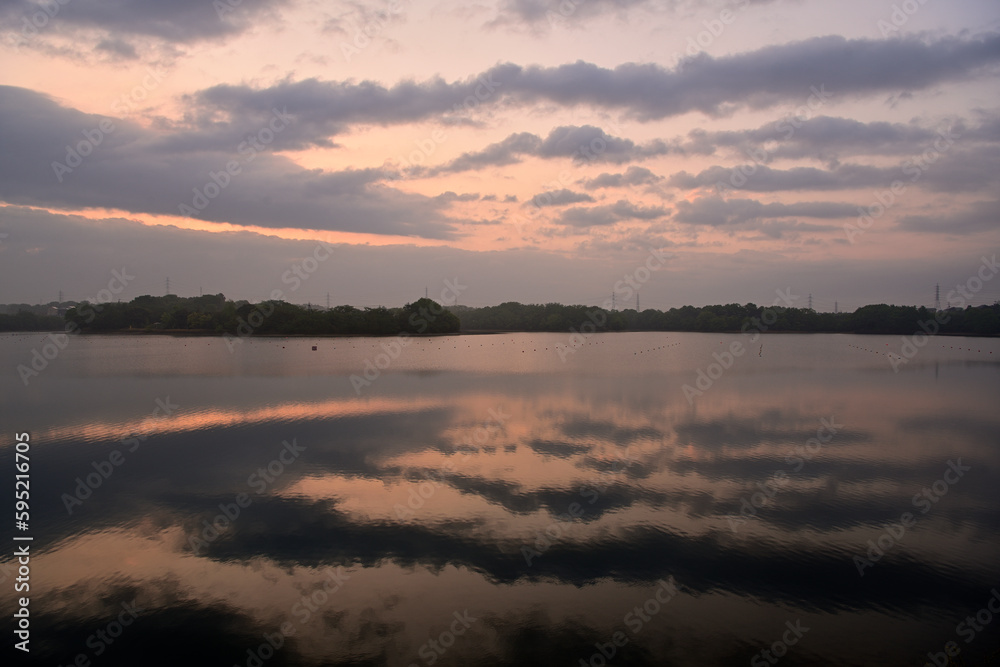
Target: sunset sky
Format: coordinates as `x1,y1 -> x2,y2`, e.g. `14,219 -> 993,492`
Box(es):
1,0 -> 998,311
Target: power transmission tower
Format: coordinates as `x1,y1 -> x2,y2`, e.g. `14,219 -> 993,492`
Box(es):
808,293 -> 813,310
165,277 -> 170,295
835,301 -> 838,314
935,283 -> 940,311
612,293 -> 615,311
58,290 -> 63,303
326,292 -> 331,310
636,294 -> 639,311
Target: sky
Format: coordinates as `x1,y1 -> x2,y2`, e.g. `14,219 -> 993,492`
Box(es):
0,0 -> 998,312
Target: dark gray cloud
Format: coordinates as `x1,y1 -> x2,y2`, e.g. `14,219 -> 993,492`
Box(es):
670,163 -> 892,192
556,200 -> 670,227
0,86 -> 458,239
428,132 -> 542,174
683,116 -> 943,160
537,124 -> 652,160
528,189 -> 594,207
897,199 -> 1000,235
752,220 -> 840,239
669,146 -> 1000,193
673,196 -> 856,227
414,125 -> 669,176
185,72 -> 498,153
677,114 -> 1000,163
183,33 -> 1000,150
502,33 -> 1000,120
94,36 -> 139,60
582,166 -> 662,190
0,0 -> 286,47
435,191 -> 482,203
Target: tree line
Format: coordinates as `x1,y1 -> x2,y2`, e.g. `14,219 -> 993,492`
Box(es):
454,301 -> 1000,335
55,294 -> 460,336
0,310 -> 65,332
0,294 -> 997,336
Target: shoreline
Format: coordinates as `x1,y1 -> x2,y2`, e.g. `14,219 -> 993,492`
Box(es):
2,329 -> 998,339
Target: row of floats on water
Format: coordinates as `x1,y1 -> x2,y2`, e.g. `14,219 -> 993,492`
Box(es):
848,343 -> 993,354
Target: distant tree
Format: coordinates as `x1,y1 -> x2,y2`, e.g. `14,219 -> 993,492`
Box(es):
398,299 -> 460,334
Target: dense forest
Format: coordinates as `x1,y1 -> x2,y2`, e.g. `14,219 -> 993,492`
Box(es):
1,294 -> 998,336
454,301 -> 1000,335
0,310 -> 66,332
55,294 -> 460,336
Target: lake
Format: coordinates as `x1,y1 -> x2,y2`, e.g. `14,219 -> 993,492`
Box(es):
2,331 -> 999,666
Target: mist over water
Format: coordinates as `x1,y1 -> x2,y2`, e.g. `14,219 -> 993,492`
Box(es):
2,331 -> 999,666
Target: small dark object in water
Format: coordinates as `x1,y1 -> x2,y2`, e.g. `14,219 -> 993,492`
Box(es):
311,345 -> 317,351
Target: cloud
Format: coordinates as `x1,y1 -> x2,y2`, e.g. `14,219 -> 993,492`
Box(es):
436,191 -> 482,203
487,0 -> 690,31
185,72 -> 504,152
673,196 -> 856,227
897,199 -> 1000,235
682,116 -> 942,160
94,37 -> 138,60
670,163 -> 891,192
753,220 -> 840,239
497,33 -> 1000,120
419,125 -> 669,175
537,124 -> 654,161
556,200 -> 669,227
0,86 -> 459,239
0,0 -> 288,48
677,114 -> 1000,163
182,33 -> 1000,150
427,132 -> 541,173
528,189 -> 594,207
669,145 -> 1000,194
582,166 -> 662,190
321,0 -> 411,38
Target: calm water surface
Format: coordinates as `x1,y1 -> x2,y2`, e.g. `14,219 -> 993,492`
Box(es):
1,331 -> 999,666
